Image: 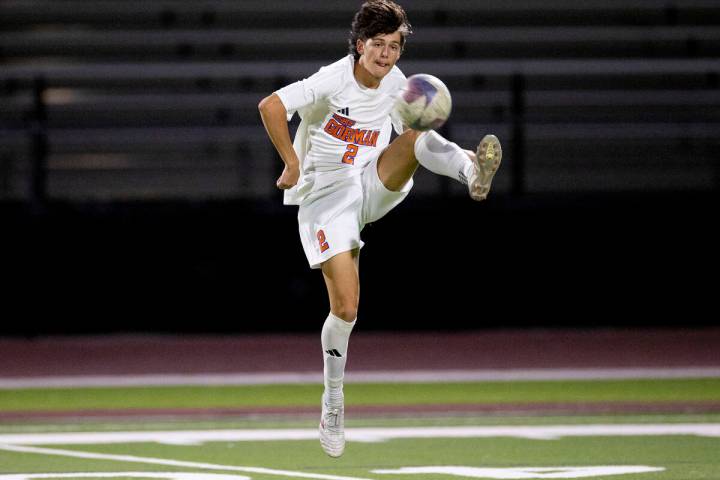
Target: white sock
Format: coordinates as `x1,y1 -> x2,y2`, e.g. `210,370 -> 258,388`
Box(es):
321,312 -> 356,396
414,130 -> 474,185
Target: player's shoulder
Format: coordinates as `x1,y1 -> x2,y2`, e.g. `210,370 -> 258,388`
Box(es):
390,63 -> 406,80
315,55 -> 354,81
384,64 -> 407,90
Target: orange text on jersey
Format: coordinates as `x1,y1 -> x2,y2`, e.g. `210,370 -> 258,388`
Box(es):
323,114 -> 380,147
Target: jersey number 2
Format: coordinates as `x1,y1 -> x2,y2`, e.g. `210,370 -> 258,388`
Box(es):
342,144 -> 359,165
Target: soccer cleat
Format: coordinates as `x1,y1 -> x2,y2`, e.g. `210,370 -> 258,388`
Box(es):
319,392 -> 345,457
468,134 -> 502,201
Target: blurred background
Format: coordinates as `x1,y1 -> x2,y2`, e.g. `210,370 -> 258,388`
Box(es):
1,0 -> 717,335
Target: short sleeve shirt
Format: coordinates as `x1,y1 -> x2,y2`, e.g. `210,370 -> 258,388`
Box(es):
275,55 -> 406,205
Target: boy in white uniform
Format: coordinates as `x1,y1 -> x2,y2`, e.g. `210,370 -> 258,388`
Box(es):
258,0 -> 501,458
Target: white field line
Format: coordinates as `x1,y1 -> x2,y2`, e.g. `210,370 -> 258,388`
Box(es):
0,444 -> 374,480
2,367 -> 720,389
0,424 -> 719,446
371,466 -> 666,478
0,474 -> 248,480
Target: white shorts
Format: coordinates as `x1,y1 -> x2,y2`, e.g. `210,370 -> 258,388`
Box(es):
298,155 -> 413,269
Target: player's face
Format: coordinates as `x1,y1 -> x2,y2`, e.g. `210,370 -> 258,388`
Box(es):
357,31 -> 403,80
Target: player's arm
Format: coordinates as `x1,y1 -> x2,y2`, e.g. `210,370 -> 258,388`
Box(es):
258,93 -> 300,189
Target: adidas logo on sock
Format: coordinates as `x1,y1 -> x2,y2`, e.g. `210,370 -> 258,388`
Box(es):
325,349 -> 343,358
458,169 -> 468,185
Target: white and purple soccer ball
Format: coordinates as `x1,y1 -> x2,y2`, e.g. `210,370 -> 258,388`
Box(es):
394,74 -> 452,131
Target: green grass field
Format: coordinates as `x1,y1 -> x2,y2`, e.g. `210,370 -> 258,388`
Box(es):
2,378 -> 719,411
1,378 -> 719,479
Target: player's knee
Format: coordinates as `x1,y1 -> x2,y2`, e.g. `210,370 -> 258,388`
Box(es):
333,307 -> 358,323
333,298 -> 358,322
403,128 -> 422,145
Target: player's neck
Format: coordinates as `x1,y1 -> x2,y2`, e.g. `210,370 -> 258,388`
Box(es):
353,59 -> 381,89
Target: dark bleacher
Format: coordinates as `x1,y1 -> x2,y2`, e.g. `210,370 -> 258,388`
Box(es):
2,1 -> 720,334
1,0 -> 719,201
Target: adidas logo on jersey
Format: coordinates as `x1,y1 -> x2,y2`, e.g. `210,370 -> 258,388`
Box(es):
338,107 -> 349,116
325,349 -> 343,358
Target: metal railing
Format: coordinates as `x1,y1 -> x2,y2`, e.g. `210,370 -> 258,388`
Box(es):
8,68 -> 720,203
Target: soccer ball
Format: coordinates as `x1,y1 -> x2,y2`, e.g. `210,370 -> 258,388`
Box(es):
394,74 -> 452,131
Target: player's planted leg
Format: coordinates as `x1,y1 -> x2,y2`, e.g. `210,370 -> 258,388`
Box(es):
318,250 -> 359,457
319,312 -> 354,457
319,389 -> 345,458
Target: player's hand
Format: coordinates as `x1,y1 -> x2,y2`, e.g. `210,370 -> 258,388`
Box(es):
276,164 -> 300,189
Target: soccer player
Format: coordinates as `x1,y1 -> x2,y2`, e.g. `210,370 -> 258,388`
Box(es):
258,0 -> 501,457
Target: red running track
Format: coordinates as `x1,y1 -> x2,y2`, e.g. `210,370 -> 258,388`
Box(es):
2,328 -> 719,378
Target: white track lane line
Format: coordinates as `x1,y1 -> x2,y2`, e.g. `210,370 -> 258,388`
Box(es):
0,444 -> 374,480
2,367 -> 720,389
1,424 -> 720,445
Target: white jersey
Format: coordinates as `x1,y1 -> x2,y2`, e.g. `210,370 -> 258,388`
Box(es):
275,55 -> 406,205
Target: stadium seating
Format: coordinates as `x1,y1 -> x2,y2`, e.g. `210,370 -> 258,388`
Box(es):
1,0 -> 718,200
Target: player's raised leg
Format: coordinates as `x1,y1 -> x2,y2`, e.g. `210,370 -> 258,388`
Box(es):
413,130 -> 502,201
377,129 -> 421,191
468,134 -> 502,201
378,129 -> 502,200
318,249 -> 359,458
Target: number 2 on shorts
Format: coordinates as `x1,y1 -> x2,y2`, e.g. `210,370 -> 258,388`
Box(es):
317,229 -> 330,253
342,144 -> 359,165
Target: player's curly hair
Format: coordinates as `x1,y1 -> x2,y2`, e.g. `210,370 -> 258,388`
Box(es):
348,0 -> 412,61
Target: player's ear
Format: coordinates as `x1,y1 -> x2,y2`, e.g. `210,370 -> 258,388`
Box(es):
356,39 -> 365,55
